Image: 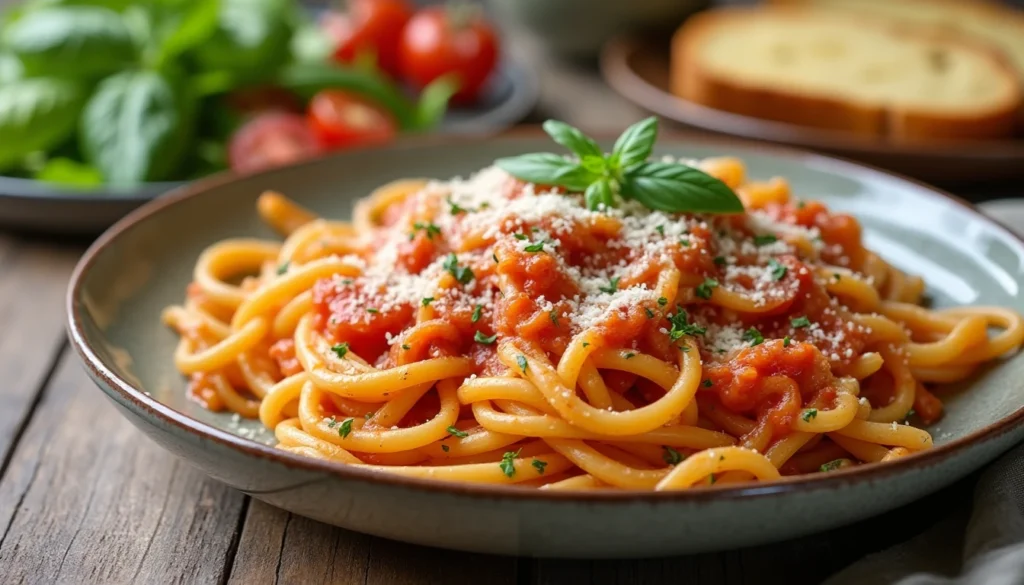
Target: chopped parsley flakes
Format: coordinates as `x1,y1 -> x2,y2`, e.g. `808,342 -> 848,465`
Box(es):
668,308 -> 707,339
598,276 -> 620,294
662,446 -> 683,466
338,418 -> 354,438
694,277 -> 719,300
446,426 -> 469,438
331,343 -> 349,359
471,304 -> 483,323
802,409 -> 817,422
474,331 -> 497,344
516,354 -> 528,372
790,316 -> 811,328
743,327 -> 764,346
500,449 -> 521,478
442,253 -> 474,284
753,234 -> 778,246
768,258 -> 787,281
447,197 -> 470,214
531,459 -> 547,474
411,222 -> 441,240
820,460 -> 844,472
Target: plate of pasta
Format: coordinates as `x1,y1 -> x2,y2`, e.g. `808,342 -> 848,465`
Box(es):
67,120 -> 1024,557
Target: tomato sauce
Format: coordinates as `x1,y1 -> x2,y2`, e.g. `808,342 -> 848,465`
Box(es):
308,177 -> 889,432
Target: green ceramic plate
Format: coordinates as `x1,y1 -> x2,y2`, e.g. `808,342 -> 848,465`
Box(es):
67,134 -> 1024,558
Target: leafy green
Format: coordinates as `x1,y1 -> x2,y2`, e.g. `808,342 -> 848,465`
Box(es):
4,7 -> 134,79
155,0 -> 220,65
0,78 -> 84,170
289,19 -> 334,64
494,153 -> 596,191
610,116 -> 657,169
543,119 -> 602,158
80,70 -> 192,184
621,162 -> 743,213
194,0 -> 291,79
0,51 -> 23,84
33,157 -> 103,187
494,118 -> 744,214
584,178 -> 614,210
414,74 -> 459,130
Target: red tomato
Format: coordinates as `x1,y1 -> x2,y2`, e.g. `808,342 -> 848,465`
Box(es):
228,112 -> 321,175
398,6 -> 499,102
307,90 -> 397,150
322,0 -> 412,77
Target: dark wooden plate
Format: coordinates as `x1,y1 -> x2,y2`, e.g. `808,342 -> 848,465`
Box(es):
600,35 -> 1024,185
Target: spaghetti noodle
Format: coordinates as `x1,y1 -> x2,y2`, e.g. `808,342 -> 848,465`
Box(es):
163,156 -> 1024,490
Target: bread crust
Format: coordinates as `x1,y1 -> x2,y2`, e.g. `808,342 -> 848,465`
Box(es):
670,7 -> 1022,141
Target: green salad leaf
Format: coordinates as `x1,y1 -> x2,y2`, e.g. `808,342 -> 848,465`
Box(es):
4,6 -> 134,79
34,157 -> 104,187
0,78 -> 84,170
194,0 -> 291,79
80,70 -> 192,184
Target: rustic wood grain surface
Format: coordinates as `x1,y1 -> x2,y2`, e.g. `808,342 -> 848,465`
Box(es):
0,44 -> 1020,585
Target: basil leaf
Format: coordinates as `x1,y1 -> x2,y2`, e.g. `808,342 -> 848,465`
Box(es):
0,51 -> 23,84
580,154 -> 606,174
622,162 -> 744,213
289,20 -> 334,64
34,157 -> 104,188
194,0 -> 291,82
80,70 -> 192,185
494,153 -> 597,191
414,74 -> 458,130
4,7 -> 134,79
611,116 -> 657,170
542,120 -> 602,158
0,78 -> 84,170
276,61 -> 418,130
156,0 -> 220,64
584,179 -> 614,211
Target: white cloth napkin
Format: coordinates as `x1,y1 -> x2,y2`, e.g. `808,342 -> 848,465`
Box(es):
826,200 -> 1024,585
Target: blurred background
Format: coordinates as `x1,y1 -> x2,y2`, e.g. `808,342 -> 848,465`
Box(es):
1,0 -> 1023,232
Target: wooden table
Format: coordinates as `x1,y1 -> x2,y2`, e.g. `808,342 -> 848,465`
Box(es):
0,53 -> 1017,585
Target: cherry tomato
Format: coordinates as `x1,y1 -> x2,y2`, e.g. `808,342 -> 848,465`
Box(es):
307,90 -> 397,150
398,6 -> 499,102
228,112 -> 321,175
322,0 -> 412,77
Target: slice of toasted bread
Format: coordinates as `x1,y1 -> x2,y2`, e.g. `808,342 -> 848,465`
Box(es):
772,0 -> 1024,88
670,7 -> 1022,141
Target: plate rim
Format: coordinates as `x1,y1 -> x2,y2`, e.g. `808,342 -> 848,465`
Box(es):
66,130 -> 1024,503
599,35 -> 1024,161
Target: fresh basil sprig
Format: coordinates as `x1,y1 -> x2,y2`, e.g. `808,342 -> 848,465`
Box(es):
495,117 -> 744,214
